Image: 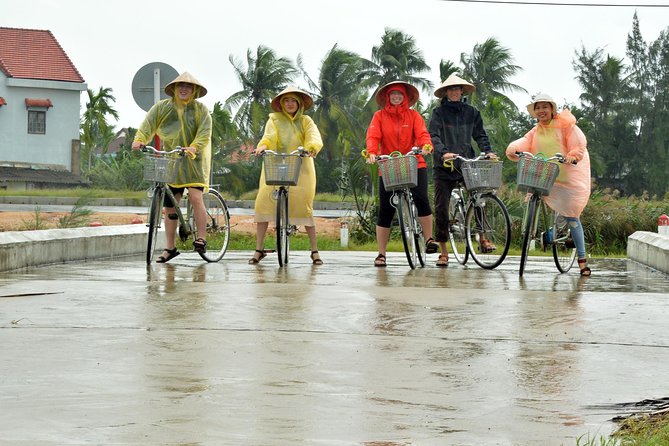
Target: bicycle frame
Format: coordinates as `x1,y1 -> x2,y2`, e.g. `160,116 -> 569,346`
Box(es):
262,148 -> 306,267
446,154 -> 510,269
516,151 -> 576,276
142,145 -> 230,264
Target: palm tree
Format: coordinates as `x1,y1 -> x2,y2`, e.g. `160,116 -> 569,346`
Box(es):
80,86 -> 119,171
361,28 -> 433,97
459,37 -> 526,109
299,45 -> 368,160
225,46 -> 297,143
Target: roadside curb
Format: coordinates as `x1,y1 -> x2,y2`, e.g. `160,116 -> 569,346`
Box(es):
0,225 -> 160,272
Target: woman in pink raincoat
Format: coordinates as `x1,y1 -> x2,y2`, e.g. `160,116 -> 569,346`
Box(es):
506,93 -> 592,276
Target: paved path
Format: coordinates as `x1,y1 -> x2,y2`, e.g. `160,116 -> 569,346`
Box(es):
1,252 -> 668,445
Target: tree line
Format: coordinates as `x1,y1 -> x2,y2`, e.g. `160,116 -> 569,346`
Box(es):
82,14 -> 669,199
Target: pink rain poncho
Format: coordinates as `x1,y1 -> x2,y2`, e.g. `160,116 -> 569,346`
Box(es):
506,109 -> 591,218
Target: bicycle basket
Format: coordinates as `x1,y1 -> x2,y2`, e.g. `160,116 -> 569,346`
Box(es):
462,160 -> 503,191
378,155 -> 418,191
264,153 -> 302,186
143,156 -> 178,183
516,156 -> 560,196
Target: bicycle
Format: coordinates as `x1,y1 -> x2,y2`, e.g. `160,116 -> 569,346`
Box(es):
445,154 -> 511,269
514,151 -> 577,276
262,148 -> 308,267
141,145 -> 231,265
377,148 -> 426,269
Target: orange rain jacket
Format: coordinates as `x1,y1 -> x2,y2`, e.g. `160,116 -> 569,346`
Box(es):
366,86 -> 432,170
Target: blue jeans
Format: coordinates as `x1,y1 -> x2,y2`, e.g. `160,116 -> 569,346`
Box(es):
565,217 -> 586,259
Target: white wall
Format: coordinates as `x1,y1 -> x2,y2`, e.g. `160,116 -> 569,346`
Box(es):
0,75 -> 87,170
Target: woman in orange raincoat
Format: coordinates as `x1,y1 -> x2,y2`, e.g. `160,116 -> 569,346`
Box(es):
365,81 -> 439,267
506,93 -> 592,276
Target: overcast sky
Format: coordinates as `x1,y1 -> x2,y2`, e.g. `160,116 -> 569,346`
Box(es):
5,0 -> 669,129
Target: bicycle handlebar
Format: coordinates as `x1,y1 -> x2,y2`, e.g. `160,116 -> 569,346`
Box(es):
140,145 -> 186,156
515,151 -> 577,165
377,147 -> 421,161
259,147 -> 308,157
444,153 -> 498,162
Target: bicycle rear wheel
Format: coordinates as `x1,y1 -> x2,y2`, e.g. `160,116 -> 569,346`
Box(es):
465,193 -> 511,270
276,189 -> 290,267
397,192 -> 417,269
191,190 -> 230,263
552,212 -> 576,273
146,187 -> 164,265
448,189 -> 469,265
519,196 -> 539,276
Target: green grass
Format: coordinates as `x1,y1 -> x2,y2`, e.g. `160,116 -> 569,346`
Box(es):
0,188 -> 146,200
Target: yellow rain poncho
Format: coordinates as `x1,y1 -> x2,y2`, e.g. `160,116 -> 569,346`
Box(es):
506,109 -> 591,218
254,95 -> 323,225
134,94 -> 212,190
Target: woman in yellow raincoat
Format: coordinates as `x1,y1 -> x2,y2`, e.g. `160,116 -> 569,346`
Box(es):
249,86 -> 324,265
506,93 -> 592,276
132,72 -> 212,263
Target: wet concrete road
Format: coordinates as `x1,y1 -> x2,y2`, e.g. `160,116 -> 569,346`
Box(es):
1,252 -> 668,445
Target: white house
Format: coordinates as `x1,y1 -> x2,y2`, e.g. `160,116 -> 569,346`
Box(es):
0,27 -> 88,190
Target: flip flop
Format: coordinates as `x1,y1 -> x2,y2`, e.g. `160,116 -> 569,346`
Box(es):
248,249 -> 267,265
436,254 -> 449,267
374,253 -> 387,267
156,247 -> 180,263
310,251 -> 324,265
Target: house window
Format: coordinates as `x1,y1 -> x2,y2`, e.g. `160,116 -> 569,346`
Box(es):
28,110 -> 47,134
25,98 -> 53,135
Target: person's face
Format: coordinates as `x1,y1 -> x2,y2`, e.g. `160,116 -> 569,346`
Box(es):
282,97 -> 299,115
389,90 -> 404,105
446,86 -> 463,102
176,82 -> 194,101
534,102 -> 554,124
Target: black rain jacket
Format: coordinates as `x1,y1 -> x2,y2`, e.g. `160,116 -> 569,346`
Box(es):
428,100 -> 492,181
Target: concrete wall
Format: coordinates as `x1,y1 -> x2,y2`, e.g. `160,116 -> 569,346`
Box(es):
627,231 -> 669,275
0,225 -> 163,272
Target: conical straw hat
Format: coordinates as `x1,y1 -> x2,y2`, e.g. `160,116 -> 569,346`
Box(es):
164,72 -> 208,98
271,86 -> 314,112
434,74 -> 475,98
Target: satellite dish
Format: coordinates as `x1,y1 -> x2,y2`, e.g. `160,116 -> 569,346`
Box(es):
131,62 -> 179,112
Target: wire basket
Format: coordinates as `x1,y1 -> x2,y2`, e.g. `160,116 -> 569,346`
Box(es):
516,156 -> 560,196
264,153 -> 302,186
143,156 -> 177,183
378,155 -> 418,191
462,160 -> 503,191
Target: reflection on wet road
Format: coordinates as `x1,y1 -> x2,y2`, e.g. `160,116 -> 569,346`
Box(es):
1,252 -> 668,445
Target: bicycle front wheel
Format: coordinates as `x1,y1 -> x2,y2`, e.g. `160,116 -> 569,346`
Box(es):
448,190 -> 469,265
146,187 -> 164,265
276,189 -> 290,267
397,192 -> 417,269
412,199 -> 426,268
465,193 -> 511,270
552,211 -> 576,273
191,190 -> 231,263
519,196 -> 539,276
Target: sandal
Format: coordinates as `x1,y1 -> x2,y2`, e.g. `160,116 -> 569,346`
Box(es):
310,251 -> 324,265
436,254 -> 449,268
248,249 -> 267,265
480,238 -> 497,253
193,238 -> 207,254
425,237 -> 439,254
578,258 -> 592,276
374,253 -> 387,267
156,247 -> 180,263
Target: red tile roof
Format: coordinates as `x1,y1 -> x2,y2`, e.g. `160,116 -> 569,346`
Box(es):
0,27 -> 85,83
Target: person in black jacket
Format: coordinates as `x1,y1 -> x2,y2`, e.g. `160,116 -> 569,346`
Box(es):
428,74 -> 496,267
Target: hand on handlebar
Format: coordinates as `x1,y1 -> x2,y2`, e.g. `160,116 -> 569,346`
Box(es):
254,144 -> 268,157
